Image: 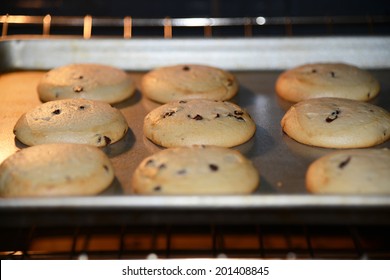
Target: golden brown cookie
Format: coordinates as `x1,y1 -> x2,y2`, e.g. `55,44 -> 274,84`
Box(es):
141,64 -> 238,103
0,143 -> 115,197
132,145 -> 259,195
281,97 -> 390,148
38,63 -> 135,104
143,99 -> 256,148
306,149 -> 390,194
276,63 -> 380,102
14,99 -> 128,147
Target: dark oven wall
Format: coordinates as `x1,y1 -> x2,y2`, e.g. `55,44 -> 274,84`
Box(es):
2,0 -> 390,17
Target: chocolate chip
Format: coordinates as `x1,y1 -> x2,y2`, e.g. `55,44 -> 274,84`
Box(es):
96,135 -> 111,145
104,136 -> 111,145
146,159 -> 154,166
312,69 -> 317,73
338,156 -> 351,169
215,113 -> 220,118
326,116 -> 337,123
182,66 -> 190,71
194,114 -> 203,120
79,105 -> 85,110
330,71 -> 336,78
158,163 -> 166,170
103,165 -> 110,172
326,109 -> 340,123
52,109 -> 61,115
234,110 -> 244,115
153,186 -> 162,192
188,114 -> 203,120
73,86 -> 83,93
162,110 -> 176,118
228,112 -> 244,121
326,113 -> 338,121
179,100 -> 187,104
209,164 -> 219,172
78,75 -> 84,79
177,169 -> 186,175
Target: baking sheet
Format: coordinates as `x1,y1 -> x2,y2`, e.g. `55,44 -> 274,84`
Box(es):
0,37 -> 390,226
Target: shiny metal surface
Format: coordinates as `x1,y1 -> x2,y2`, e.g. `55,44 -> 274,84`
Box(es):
1,37 -> 390,71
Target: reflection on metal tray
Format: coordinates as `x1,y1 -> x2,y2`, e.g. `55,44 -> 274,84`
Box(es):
1,37 -> 390,71
0,38 -> 389,227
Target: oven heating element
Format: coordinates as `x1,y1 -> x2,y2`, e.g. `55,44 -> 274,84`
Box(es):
2,224 -> 390,260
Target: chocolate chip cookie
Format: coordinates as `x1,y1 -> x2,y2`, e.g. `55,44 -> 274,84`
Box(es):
132,145 -> 259,195
143,99 -> 256,147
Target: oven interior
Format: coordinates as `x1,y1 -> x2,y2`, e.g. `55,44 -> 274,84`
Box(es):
1,0 -> 390,260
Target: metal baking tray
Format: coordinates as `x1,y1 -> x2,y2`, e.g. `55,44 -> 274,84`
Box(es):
1,36 -> 390,226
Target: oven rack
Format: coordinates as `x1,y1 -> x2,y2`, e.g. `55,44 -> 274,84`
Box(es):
1,224 -> 389,260
1,14 -> 390,38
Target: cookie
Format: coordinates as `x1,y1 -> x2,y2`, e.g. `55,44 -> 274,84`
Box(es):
132,145 -> 259,195
141,64 -> 238,103
143,99 -> 256,148
14,99 -> 128,147
306,149 -> 390,194
0,143 -> 114,197
275,63 -> 380,102
37,63 -> 135,104
281,97 -> 390,148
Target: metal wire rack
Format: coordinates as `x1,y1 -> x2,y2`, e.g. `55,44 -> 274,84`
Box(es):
1,224 -> 389,260
1,14 -> 390,38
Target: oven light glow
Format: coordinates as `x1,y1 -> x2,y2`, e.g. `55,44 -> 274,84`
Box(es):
256,17 -> 266,25
173,18 -> 212,27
